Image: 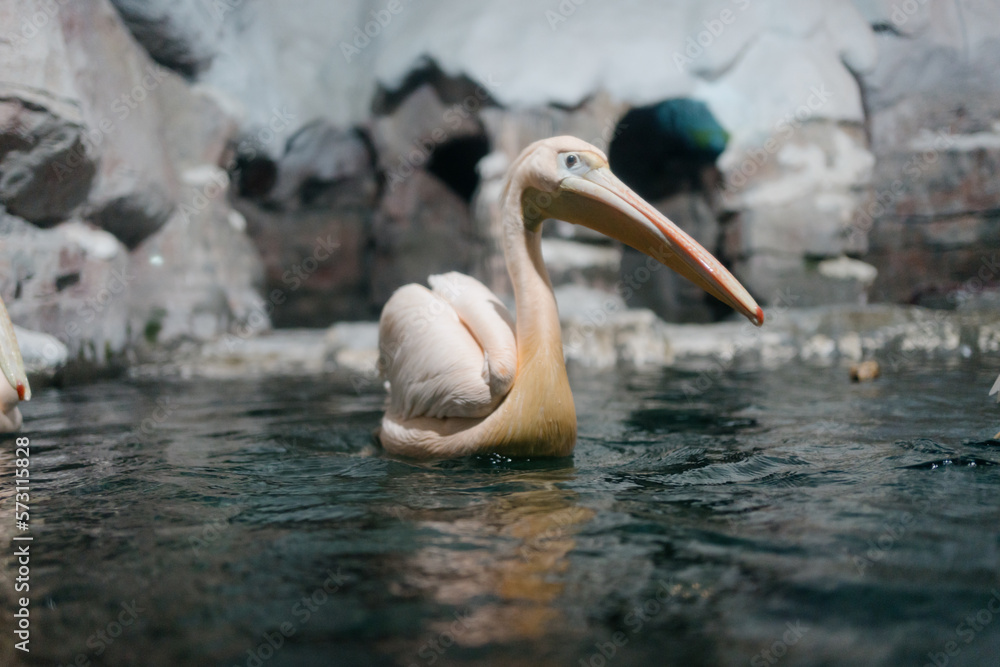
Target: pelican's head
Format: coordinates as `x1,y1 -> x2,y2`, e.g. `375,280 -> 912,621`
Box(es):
513,136 -> 763,326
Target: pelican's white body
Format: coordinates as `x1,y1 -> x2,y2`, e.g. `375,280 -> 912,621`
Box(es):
0,296 -> 28,432
0,378 -> 21,432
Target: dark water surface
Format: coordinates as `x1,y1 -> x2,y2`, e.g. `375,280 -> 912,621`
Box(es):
2,360 -> 999,666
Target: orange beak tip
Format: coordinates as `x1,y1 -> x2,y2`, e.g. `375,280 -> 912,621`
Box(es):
754,306 -> 765,327
16,382 -> 26,401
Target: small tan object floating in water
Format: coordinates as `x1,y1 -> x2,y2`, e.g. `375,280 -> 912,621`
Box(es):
849,360 -> 880,383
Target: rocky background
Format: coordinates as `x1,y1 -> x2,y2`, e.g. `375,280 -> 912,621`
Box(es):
0,0 -> 997,377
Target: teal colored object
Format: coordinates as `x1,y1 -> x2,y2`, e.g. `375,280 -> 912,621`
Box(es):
608,97 -> 730,198
653,98 -> 729,158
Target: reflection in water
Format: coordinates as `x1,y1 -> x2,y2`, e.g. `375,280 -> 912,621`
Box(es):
389,468 -> 593,654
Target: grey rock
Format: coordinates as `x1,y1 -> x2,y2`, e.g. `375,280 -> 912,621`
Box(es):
0,100 -> 97,225
372,82 -> 485,177
236,197 -> 375,327
158,81 -> 240,172
722,122 -> 875,306
84,172 -> 175,249
0,0 -> 267,366
740,254 -> 876,309
13,325 -> 67,383
325,321 -> 381,379
190,330 -> 331,380
128,167 -> 268,350
267,121 -> 374,208
129,303 -> 1000,379
108,0 -> 219,77
563,308 -> 673,370
371,169 -> 479,307
232,120 -> 378,328
543,239 -> 622,294
236,128 -> 378,327
857,4 -> 1000,303
554,284 -> 626,322
0,210 -> 132,367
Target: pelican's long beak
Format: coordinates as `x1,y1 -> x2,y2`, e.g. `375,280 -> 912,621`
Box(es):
541,167 -> 764,326
0,298 -> 30,401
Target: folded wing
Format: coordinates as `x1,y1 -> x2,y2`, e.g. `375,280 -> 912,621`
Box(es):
379,273 -> 516,420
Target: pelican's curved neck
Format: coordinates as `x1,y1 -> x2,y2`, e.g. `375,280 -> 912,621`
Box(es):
501,180 -> 563,362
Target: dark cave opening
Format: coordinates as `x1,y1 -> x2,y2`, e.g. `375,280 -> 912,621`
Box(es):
608,98 -> 728,200
233,154 -> 278,200
425,134 -> 491,203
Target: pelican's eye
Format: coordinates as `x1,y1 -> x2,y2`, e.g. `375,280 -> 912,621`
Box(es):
563,153 -> 588,174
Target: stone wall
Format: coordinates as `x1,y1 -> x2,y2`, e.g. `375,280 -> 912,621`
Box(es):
853,0 -> 1000,305
0,0 -> 264,371
1,0 -> 996,375
127,0 -> 892,322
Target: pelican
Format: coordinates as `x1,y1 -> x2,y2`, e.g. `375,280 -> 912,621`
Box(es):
0,297 -> 30,432
377,136 -> 762,459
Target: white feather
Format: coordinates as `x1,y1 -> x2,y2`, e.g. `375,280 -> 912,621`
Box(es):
0,296 -> 26,432
379,276 -> 516,421
0,297 -> 29,401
